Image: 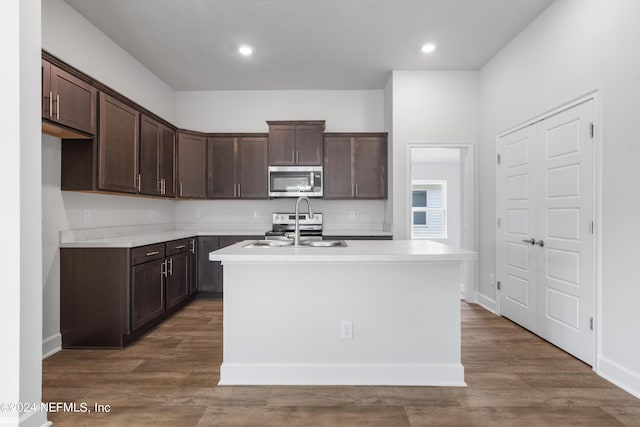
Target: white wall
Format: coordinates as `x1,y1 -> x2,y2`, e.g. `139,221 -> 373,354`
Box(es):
41,0 -> 175,122
479,0 -> 640,397
411,160 -> 461,247
1,0 -> 48,426
174,90 -> 384,132
390,71 -> 479,239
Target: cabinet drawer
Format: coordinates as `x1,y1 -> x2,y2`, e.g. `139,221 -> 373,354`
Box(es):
131,243 -> 165,265
166,238 -> 189,256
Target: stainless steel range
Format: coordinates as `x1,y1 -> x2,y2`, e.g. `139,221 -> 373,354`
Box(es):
265,212 -> 323,241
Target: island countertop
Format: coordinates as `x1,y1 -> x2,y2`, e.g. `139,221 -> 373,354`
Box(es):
209,239 -> 476,263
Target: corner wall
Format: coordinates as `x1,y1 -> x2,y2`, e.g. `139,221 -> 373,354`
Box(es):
479,0 -> 640,397
390,71 -> 480,240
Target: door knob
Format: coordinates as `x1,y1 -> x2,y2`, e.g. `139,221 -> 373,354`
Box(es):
536,240 -> 544,247
522,238 -> 535,245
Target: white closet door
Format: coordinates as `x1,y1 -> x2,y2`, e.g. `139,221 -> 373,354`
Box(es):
536,100 -> 594,364
497,125 -> 538,331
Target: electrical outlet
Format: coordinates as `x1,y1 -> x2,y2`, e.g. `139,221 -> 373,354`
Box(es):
341,321 -> 353,339
83,209 -> 91,222
349,211 -> 356,220
254,210 -> 260,218
194,209 -> 200,218
148,209 -> 155,220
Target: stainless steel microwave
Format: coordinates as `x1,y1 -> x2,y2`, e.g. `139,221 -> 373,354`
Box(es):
268,166 -> 323,197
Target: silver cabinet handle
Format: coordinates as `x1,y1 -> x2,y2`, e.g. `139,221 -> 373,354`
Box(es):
137,174 -> 141,192
49,91 -> 53,118
157,179 -> 163,193
162,178 -> 166,195
168,257 -> 173,276
355,184 -> 359,198
161,260 -> 167,277
296,150 -> 299,164
174,245 -> 186,250
237,183 -> 241,198
522,238 -> 535,245
56,94 -> 60,120
146,250 -> 160,256
179,182 -> 183,197
536,240 -> 545,247
189,239 -> 195,254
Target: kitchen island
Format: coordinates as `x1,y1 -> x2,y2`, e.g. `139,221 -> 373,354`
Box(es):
210,239 -> 475,386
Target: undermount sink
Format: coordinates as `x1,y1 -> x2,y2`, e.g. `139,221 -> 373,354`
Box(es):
244,239 -> 294,248
244,239 -> 348,248
302,240 -> 348,247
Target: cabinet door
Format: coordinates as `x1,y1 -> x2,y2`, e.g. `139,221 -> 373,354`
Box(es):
159,126 -> 176,197
166,253 -> 189,310
354,136 -> 387,199
131,259 -> 165,330
207,137 -> 236,198
50,64 -> 97,135
323,136 -> 353,198
295,124 -> 324,165
268,124 -> 296,165
98,93 -> 140,193
197,236 -> 221,295
238,137 -> 268,199
42,60 -> 51,119
188,238 -> 198,296
177,133 -> 206,198
139,115 -> 161,196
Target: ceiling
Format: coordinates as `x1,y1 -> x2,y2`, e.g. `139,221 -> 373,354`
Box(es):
62,0 -> 555,91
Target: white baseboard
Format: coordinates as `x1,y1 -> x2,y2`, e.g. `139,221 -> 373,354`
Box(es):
598,356 -> 640,399
42,333 -> 61,359
475,293 -> 497,314
219,362 -> 466,386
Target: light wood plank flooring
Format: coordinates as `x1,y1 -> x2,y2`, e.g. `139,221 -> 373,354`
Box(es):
43,300 -> 640,426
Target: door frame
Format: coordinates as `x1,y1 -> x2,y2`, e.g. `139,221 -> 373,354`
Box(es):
494,90 -> 602,371
405,143 -> 476,303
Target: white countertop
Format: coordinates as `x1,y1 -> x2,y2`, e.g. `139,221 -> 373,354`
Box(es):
60,229 -> 265,248
60,229 -> 393,248
209,239 -> 475,263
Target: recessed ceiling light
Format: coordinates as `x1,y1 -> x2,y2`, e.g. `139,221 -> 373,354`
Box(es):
238,45 -> 253,56
421,43 -> 436,53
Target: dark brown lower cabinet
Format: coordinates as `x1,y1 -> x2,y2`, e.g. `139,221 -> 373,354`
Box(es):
131,258 -> 165,331
197,235 -> 262,299
166,252 -> 189,310
188,237 -> 198,296
61,238 -> 195,349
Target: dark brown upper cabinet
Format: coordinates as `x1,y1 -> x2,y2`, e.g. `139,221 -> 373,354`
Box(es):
98,93 -> 140,193
140,115 -> 176,197
177,132 -> 207,199
207,135 -> 268,199
323,133 -> 388,199
267,121 -> 325,165
42,59 -> 97,138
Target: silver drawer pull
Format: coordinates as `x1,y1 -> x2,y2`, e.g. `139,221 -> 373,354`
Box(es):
175,245 -> 186,250
146,250 -> 160,256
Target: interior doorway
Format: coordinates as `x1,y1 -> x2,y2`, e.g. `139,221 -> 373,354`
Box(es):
406,144 -> 475,302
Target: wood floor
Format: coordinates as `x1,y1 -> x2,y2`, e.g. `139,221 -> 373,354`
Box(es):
43,300 -> 640,426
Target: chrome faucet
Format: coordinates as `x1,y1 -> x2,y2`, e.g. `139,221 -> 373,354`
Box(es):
294,196 -> 314,246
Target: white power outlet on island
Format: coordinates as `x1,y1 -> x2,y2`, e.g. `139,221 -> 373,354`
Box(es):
349,210 -> 356,220
341,321 -> 353,339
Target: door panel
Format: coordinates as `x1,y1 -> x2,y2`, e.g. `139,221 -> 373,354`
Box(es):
207,137 -> 236,198
238,137 -> 268,198
498,125 -> 537,331
536,100 -> 594,365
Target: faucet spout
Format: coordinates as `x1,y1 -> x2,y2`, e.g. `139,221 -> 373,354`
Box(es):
294,196 -> 314,246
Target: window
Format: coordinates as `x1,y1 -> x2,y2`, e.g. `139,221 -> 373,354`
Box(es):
411,181 -> 447,239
